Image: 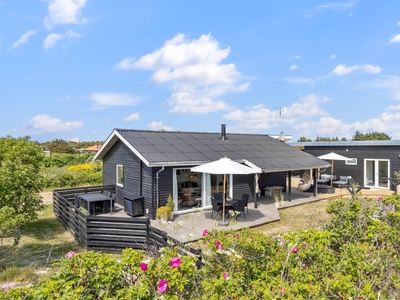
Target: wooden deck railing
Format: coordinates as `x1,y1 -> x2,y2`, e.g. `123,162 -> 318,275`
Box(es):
53,187 -> 170,253
52,187 -> 204,256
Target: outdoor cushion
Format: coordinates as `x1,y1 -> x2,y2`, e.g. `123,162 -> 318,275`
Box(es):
340,176 -> 351,182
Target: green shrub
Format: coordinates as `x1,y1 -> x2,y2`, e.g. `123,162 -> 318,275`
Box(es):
1,195 -> 399,299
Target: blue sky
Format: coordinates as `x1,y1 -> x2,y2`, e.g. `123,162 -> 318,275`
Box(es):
2,1 -> 400,143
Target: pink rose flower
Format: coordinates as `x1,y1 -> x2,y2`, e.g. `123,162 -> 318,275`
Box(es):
158,279 -> 168,293
280,287 -> 285,293
377,196 -> 382,202
202,229 -> 209,236
215,240 -> 223,250
235,234 -> 240,239
223,272 -> 229,279
291,246 -> 299,253
64,251 -> 76,259
170,257 -> 181,268
140,263 -> 148,271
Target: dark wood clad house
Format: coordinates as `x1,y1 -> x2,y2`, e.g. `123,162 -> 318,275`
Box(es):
94,127 -> 330,219
291,140 -> 400,191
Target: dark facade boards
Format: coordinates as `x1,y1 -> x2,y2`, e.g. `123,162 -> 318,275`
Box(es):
96,128 -> 330,219
291,141 -> 400,191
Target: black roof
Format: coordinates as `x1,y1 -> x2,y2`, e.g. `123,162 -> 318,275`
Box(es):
94,129 -> 330,172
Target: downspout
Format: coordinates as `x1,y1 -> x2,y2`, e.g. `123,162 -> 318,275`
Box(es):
156,164 -> 165,209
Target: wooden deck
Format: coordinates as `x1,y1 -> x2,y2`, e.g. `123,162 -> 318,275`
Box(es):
68,179 -> 393,245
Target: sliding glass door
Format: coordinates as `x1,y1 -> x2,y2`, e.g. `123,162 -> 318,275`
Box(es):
364,159 -> 389,189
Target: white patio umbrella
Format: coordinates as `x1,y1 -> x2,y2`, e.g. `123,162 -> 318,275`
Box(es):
317,152 -> 350,185
191,157 -> 258,226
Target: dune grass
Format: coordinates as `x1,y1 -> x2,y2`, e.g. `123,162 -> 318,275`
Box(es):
0,204 -> 82,284
255,200 -> 332,236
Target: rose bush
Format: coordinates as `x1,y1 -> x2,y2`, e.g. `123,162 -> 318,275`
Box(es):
1,194 -> 399,299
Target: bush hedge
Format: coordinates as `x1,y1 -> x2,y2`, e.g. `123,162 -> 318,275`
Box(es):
1,195 -> 399,299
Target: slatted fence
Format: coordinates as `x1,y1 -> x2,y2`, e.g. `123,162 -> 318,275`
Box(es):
53,187 -> 203,257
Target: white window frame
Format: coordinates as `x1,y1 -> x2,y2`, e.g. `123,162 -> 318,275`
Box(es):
345,158 -> 357,165
116,164 -> 124,187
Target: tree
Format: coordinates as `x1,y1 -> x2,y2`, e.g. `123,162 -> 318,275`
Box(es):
297,136 -> 312,142
351,131 -> 391,141
47,139 -> 74,153
0,136 -> 44,245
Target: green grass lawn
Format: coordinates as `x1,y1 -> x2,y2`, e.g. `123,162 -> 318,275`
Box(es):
255,200 -> 332,236
0,204 -> 82,284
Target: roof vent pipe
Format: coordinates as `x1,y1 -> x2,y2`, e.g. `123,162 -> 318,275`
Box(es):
221,124 -> 227,140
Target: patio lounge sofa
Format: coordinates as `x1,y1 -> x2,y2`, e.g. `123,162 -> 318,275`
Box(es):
317,174 -> 335,184
332,176 -> 352,187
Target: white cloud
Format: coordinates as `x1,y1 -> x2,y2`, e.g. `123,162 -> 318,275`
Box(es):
223,94 -> 329,131
23,114 -> 83,133
146,121 -> 174,131
124,113 -> 140,121
331,64 -> 382,75
9,30 -> 35,49
330,54 -> 336,59
117,33 -> 248,114
285,77 -> 315,86
44,0 -> 87,29
290,64 -> 298,70
387,104 -> 400,111
389,34 -> 400,44
314,2 -> 355,12
167,90 -> 231,114
43,30 -> 80,50
115,57 -> 135,70
369,75 -> 400,100
397,22 -> 400,26
70,137 -> 79,142
294,56 -> 301,59
89,93 -> 141,110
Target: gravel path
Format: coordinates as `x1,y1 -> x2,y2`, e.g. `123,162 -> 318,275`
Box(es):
40,192 -> 53,204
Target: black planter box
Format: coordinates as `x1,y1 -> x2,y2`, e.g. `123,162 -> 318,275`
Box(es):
124,196 -> 145,217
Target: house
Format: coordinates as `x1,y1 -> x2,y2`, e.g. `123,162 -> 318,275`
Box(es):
84,144 -> 102,153
93,125 -> 330,219
291,140 -> 400,191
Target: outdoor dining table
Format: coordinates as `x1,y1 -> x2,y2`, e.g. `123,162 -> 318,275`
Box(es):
217,199 -> 238,212
79,193 -> 113,215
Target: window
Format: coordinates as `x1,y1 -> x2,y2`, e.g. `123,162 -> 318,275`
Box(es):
116,165 -> 124,187
345,158 -> 357,165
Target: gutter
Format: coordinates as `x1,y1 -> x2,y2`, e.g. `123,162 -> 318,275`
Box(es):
156,164 -> 165,209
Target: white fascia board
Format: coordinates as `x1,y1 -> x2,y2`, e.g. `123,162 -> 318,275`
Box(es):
243,159 -> 262,173
115,131 -> 151,167
93,129 -> 118,161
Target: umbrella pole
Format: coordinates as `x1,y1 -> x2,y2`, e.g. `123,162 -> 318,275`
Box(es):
218,174 -> 229,226
222,174 -> 226,222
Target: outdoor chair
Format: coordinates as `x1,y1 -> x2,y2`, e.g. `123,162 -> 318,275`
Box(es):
211,198 -> 223,219
213,192 -> 223,203
73,194 -> 80,207
234,199 -> 246,220
111,193 -> 116,207
241,193 -> 249,213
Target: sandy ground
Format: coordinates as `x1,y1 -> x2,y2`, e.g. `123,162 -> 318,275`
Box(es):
40,192 -> 53,205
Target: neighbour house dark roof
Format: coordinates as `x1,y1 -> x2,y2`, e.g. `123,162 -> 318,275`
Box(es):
94,129 -> 330,173
291,141 -> 400,147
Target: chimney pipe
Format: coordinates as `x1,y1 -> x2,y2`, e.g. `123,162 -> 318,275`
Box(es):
221,124 -> 227,140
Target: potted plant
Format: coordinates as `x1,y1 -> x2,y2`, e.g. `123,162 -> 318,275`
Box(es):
273,191 -> 281,208
165,194 -> 174,220
156,206 -> 172,222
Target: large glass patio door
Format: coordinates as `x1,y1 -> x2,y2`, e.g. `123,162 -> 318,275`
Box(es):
364,159 -> 389,189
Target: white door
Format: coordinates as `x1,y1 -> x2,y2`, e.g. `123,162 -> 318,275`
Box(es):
364,159 -> 389,189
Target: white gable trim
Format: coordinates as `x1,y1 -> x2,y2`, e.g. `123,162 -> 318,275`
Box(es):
93,129 -> 151,167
